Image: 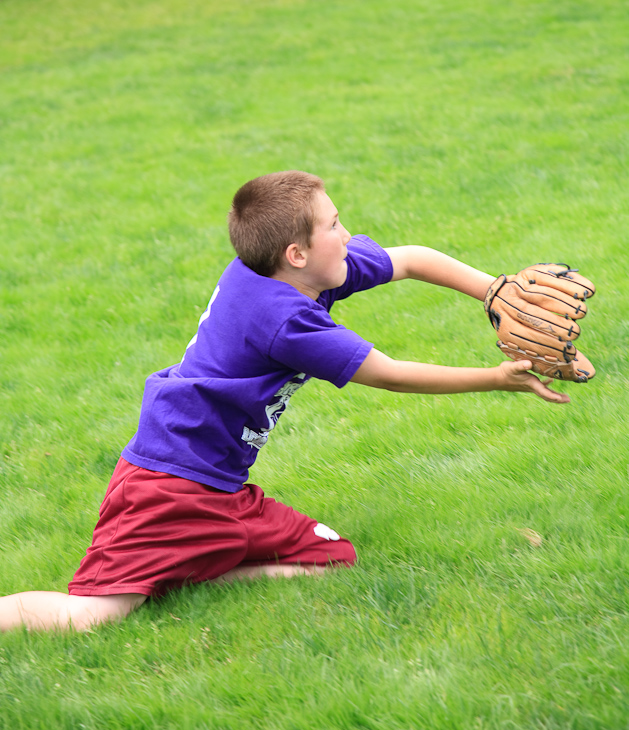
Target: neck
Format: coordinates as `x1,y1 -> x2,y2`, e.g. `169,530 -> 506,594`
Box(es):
269,269 -> 320,300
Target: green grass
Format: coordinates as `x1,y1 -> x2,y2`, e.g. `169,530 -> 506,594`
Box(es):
1,0 -> 628,727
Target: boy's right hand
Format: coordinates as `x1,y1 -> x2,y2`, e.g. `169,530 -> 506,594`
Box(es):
496,360 -> 570,404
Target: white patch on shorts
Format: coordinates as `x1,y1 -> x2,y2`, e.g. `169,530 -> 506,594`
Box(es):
313,523 -> 340,541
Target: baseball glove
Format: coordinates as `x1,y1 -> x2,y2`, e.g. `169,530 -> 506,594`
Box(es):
484,263 -> 596,383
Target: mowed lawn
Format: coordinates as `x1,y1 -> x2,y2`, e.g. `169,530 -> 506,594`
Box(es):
0,0 -> 628,727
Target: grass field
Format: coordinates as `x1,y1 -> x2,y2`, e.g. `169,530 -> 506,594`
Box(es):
1,0 -> 628,727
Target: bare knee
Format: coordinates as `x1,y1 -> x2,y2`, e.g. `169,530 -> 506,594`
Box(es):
67,593 -> 147,631
215,563 -> 330,584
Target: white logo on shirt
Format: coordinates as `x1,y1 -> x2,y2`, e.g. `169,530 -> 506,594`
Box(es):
264,376 -> 307,429
241,373 -> 308,450
313,523 -> 340,541
241,426 -> 270,450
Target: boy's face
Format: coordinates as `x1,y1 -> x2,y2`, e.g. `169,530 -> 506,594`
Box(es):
305,191 -> 352,292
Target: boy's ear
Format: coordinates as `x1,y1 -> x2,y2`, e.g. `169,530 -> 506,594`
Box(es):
284,242 -> 308,269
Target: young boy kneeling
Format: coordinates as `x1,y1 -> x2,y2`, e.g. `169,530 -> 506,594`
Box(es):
0,171 -> 568,631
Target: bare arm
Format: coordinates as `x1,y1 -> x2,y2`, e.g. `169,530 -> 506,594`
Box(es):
384,245 -> 494,300
351,349 -> 570,404
374,246 -> 568,402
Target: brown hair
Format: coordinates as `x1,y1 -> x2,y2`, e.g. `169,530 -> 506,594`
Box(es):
228,171 -> 325,277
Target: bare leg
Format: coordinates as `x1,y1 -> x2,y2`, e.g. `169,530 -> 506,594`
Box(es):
213,563 -> 328,584
0,565 -> 333,630
0,591 -> 147,632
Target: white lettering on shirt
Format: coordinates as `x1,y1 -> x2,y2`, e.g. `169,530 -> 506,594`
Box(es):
241,372 -> 308,450
182,285 -> 220,362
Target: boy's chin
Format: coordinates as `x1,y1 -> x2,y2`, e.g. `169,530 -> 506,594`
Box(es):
322,264 -> 348,292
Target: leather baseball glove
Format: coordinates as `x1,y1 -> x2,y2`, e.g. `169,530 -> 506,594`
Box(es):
484,263 -> 596,383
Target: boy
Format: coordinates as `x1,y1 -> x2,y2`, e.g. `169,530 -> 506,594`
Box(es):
0,171 -> 568,631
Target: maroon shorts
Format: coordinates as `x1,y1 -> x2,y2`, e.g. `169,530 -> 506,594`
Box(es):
69,458 -> 356,598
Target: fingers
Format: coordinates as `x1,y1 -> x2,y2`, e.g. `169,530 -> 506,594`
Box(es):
516,283 -> 589,319
499,360 -> 570,403
521,368 -> 570,403
498,287 -> 583,337
517,266 -> 595,301
530,377 -> 570,404
495,317 -> 579,356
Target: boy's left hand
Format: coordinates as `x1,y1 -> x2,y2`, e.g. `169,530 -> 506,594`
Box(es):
496,360 -> 570,403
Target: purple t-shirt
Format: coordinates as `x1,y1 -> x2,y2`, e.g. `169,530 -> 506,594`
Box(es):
122,235 -> 393,491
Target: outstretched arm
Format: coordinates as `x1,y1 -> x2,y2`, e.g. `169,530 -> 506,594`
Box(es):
384,245 -> 494,300
351,349 -> 570,404
375,246 -> 569,402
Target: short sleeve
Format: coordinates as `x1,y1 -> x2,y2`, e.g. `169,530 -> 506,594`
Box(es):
269,306 -> 373,388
